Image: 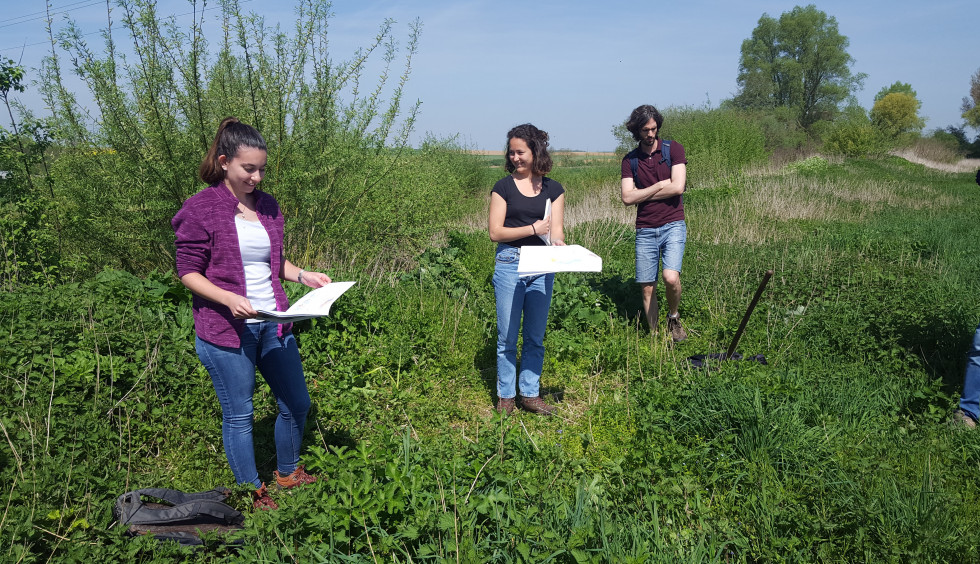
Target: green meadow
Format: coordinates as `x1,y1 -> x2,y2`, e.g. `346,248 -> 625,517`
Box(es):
2,2 -> 980,560
3,148 -> 980,562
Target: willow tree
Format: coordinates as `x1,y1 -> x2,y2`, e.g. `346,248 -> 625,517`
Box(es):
731,5 -> 865,130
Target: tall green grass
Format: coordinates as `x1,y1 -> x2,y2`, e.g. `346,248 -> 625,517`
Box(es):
3,154 -> 980,561
612,106 -> 769,188
2,2 -> 980,560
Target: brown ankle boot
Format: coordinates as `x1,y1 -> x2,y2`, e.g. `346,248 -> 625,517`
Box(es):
520,396 -> 556,416
252,483 -> 278,510
274,464 -> 318,489
496,397 -> 516,415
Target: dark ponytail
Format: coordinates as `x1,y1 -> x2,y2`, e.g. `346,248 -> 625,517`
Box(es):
199,117 -> 267,185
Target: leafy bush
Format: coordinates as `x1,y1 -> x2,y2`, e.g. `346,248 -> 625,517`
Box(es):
613,106 -> 769,187
783,155 -> 831,175
25,0 -> 488,279
736,105 -> 812,153
871,92 -> 925,141
824,117 -> 888,157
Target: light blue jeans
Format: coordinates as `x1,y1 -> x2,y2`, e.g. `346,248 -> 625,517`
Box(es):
635,220 -> 687,283
958,321 -> 980,422
493,244 -> 554,399
195,322 -> 310,488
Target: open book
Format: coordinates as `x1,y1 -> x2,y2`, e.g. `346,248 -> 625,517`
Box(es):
255,281 -> 356,323
517,245 -> 602,276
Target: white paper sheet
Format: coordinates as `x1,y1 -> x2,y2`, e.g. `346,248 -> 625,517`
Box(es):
538,198 -> 552,245
517,245 -> 602,276
255,281 -> 356,323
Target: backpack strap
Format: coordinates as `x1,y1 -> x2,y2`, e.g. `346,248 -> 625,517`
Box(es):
629,140 -> 672,188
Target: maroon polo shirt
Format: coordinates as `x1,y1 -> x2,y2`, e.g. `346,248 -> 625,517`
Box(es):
620,140 -> 687,229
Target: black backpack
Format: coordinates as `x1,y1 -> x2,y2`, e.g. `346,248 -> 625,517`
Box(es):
113,487 -> 245,547
629,139 -> 672,186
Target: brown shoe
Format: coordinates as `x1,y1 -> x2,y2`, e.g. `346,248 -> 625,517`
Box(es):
274,464 -> 318,489
952,409 -> 977,429
520,396 -> 556,416
252,483 -> 278,510
496,397 -> 516,415
667,315 -> 688,343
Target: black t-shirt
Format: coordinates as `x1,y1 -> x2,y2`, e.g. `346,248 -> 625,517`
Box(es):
491,175 -> 565,247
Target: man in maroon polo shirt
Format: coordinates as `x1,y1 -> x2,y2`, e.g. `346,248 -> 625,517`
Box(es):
620,105 -> 689,343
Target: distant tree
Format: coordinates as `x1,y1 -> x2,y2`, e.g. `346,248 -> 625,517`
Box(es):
962,67 -> 980,130
731,5 -> 866,130
871,92 -> 924,138
874,81 -> 917,103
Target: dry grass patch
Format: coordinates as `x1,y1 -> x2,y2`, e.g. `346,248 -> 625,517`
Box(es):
891,147 -> 980,173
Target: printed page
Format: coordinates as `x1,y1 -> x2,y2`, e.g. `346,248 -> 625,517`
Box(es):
517,245 -> 602,276
538,198 -> 551,245
255,281 -> 356,323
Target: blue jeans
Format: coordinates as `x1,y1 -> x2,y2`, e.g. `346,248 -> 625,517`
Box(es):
493,244 -> 554,399
635,220 -> 687,283
195,322 -> 311,487
958,321 -> 980,421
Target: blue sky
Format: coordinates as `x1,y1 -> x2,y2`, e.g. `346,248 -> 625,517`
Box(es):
1,0 -> 977,151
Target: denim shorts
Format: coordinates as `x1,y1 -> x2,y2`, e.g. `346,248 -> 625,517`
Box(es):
635,220 -> 687,283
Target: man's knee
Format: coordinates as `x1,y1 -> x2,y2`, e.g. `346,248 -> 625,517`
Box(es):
662,269 -> 681,288
640,282 -> 657,297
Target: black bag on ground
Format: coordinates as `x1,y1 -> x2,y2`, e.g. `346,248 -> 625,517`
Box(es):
113,487 -> 245,547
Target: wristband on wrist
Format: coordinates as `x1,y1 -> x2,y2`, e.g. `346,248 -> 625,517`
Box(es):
531,224 -> 536,235
297,270 -> 306,284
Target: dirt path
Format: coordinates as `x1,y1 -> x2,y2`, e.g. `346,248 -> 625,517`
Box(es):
891,149 -> 980,173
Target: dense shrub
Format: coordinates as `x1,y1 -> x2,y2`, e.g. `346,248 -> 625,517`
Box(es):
824,118 -> 888,157
613,106 -> 769,187
17,0 -> 486,279
871,92 -> 925,140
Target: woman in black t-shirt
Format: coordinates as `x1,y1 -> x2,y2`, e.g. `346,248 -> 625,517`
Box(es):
487,124 -> 566,416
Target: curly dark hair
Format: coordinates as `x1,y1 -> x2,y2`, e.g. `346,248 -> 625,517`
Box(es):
199,117 -> 268,185
626,105 -> 664,142
504,123 -> 552,176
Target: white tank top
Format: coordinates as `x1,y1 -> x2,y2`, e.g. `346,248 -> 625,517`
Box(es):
235,217 -> 277,321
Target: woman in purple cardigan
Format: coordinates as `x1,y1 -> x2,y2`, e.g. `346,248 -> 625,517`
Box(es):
172,118 -> 330,510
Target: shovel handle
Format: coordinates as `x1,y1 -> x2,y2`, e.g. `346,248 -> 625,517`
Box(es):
726,270 -> 773,359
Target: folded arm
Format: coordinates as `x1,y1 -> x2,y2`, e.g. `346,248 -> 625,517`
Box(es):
620,163 -> 687,206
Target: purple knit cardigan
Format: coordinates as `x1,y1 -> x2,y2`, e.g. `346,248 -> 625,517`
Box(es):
172,183 -> 292,347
